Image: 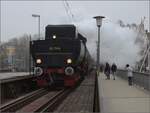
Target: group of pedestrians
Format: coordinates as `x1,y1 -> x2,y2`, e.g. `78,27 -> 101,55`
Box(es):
103,62 -> 133,86
104,62 -> 117,80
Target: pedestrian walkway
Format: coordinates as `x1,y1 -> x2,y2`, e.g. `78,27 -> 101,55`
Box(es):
98,73 -> 150,113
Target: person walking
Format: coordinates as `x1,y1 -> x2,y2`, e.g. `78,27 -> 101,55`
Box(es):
100,64 -> 104,72
126,64 -> 133,86
104,62 -> 111,80
111,63 -> 117,80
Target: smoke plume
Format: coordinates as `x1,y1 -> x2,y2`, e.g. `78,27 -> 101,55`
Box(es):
74,18 -> 143,68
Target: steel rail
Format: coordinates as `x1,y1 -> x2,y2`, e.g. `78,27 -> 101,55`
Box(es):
38,89 -> 71,113
0,88 -> 47,112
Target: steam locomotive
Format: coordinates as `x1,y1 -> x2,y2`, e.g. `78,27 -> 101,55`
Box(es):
30,25 -> 92,87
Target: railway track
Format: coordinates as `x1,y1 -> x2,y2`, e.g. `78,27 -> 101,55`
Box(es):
0,88 -> 48,112
17,88 -> 71,113
1,74 -> 96,113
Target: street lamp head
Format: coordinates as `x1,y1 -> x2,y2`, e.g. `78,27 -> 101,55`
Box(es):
32,14 -> 40,17
93,16 -> 105,27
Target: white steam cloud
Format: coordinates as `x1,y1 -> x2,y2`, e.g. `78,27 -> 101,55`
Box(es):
74,19 -> 142,68
57,7 -> 144,68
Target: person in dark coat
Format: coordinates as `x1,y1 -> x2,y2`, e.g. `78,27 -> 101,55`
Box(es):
111,63 -> 117,80
104,62 -> 111,80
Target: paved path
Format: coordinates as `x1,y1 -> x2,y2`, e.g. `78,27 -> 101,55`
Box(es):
98,73 -> 150,113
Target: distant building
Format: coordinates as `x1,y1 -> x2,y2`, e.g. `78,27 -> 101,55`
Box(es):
6,46 -> 16,71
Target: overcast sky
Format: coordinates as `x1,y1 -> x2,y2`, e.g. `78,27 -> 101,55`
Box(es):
1,1 -> 149,42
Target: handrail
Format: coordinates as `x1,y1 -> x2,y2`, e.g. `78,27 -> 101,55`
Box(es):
118,69 -> 150,76
116,69 -> 150,91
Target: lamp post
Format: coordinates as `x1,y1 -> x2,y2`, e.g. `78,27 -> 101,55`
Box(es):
93,16 -> 105,72
32,14 -> 40,39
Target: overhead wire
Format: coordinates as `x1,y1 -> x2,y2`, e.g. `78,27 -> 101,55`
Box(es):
64,0 -> 75,22
62,0 -> 79,35
62,0 -> 76,23
62,0 -> 72,23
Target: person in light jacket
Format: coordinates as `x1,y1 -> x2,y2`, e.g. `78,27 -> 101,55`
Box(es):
126,64 -> 133,86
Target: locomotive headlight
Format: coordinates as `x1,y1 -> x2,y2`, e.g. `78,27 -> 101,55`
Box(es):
53,35 -> 56,39
36,58 -> 42,64
67,58 -> 72,64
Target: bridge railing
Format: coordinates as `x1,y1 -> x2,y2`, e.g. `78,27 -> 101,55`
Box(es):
116,69 -> 150,91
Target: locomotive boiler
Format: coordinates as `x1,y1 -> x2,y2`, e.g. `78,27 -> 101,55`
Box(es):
30,25 -> 92,87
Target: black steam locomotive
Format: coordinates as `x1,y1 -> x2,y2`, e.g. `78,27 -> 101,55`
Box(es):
30,25 -> 92,87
